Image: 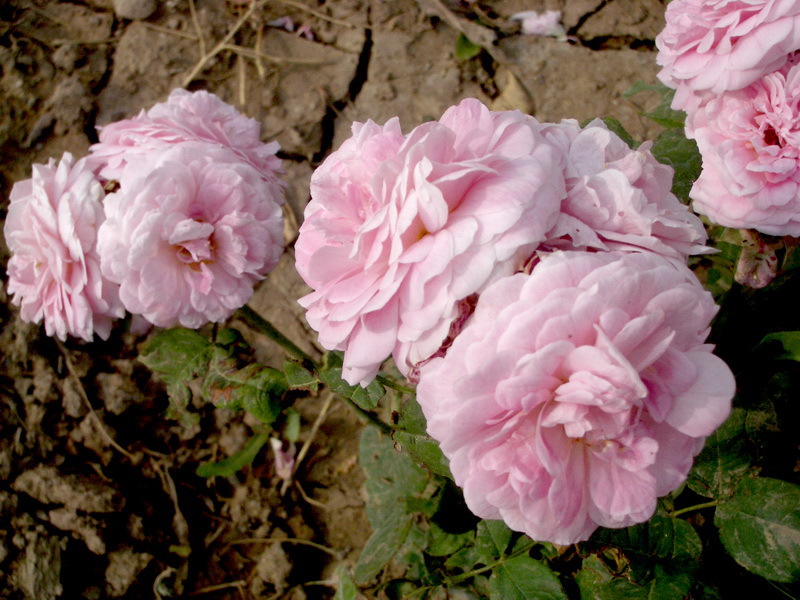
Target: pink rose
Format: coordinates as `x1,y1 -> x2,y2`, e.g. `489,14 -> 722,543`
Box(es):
656,0 -> 800,111
417,251 -> 734,545
541,119 -> 710,260
689,60 -> 800,235
89,88 -> 283,184
5,153 -> 123,341
296,99 -> 565,385
97,144 -> 284,328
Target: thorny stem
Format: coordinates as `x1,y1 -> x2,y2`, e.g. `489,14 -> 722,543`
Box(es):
669,500 -> 719,518
236,305 -> 314,364
377,374 -> 415,395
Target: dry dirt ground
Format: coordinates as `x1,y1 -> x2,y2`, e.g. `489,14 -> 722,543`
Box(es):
0,1 -> 668,598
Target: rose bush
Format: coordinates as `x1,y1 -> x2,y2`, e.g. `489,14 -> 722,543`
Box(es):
689,60 -> 800,235
89,88 -> 283,183
655,0 -> 800,111
296,99 -> 565,385
5,153 -> 123,341
97,144 -> 284,328
541,119 -> 710,260
416,250 -> 735,545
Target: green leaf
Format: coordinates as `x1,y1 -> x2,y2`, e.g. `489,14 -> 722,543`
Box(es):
688,408 -> 753,499
319,367 -> 385,410
203,354 -> 287,425
393,430 -> 452,479
283,359 -> 318,392
758,331 -> 800,361
597,569 -> 691,600
360,427 -> 428,520
426,521 -> 473,557
590,516 -> 702,564
139,328 -> 212,406
444,545 -> 482,572
475,520 -> 513,564
600,116 -> 637,149
283,408 -> 301,443
455,33 -> 482,60
334,565 -> 358,600
716,477 -> 800,582
356,428 -> 432,583
651,129 -> 702,203
352,379 -> 386,410
395,395 -> 429,436
576,554 -> 614,599
489,555 -> 567,600
355,510 -> 414,584
578,560 -> 692,600
623,81 -> 686,129
196,432 -> 270,478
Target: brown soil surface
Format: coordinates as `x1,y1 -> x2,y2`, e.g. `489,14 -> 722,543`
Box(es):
0,1 -> 667,598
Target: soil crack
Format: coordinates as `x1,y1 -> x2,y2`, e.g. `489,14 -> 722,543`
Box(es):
567,0 -> 610,37
312,25 -> 372,164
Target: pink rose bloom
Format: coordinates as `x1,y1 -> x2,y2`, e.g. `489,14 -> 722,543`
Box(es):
5,153 -> 123,341
510,10 -> 566,38
656,0 -> 800,111
296,99 -> 565,385
689,60 -> 800,235
417,251 -> 735,545
89,88 -> 283,184
541,119 -> 710,260
97,144 -> 284,328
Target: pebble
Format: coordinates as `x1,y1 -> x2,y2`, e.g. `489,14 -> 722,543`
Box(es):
113,0 -> 156,20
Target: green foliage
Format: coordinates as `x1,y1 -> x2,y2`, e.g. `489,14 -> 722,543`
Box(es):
455,33 -> 482,60
355,427 -> 431,584
283,359 -> 318,392
591,516 -> 702,565
623,81 -> 685,129
688,408 -> 755,500
600,116 -> 637,149
195,431 -> 270,478
203,348 -> 287,425
651,129 -> 702,203
716,477 -> 800,582
319,352 -> 386,410
139,328 -> 212,417
489,555 -> 567,600
334,565 -> 359,600
579,518 -> 702,600
392,396 -> 452,479
758,331 -> 800,361
475,520 -> 513,563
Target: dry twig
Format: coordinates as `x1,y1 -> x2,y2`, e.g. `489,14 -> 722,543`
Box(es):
182,0 -> 269,87
55,341 -> 137,462
270,0 -> 357,28
279,392 -> 335,495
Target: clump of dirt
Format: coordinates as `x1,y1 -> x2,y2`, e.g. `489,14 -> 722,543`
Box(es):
0,0 -> 668,597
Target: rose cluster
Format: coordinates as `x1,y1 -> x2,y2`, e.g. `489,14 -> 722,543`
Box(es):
5,89 -> 285,341
656,0 -> 800,235
296,98 -> 734,544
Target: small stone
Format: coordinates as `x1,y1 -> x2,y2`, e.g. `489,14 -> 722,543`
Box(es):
105,548 -> 152,597
12,465 -> 123,512
113,0 -> 156,20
